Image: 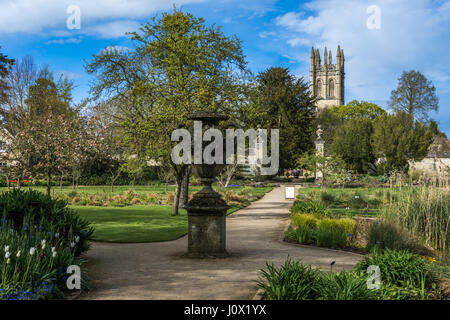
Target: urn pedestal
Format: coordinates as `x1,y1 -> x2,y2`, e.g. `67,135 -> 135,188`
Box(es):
184,112 -> 230,258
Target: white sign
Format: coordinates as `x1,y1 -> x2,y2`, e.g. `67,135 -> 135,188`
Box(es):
285,187 -> 295,199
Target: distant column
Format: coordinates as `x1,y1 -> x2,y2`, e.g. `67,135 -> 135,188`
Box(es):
315,126 -> 324,181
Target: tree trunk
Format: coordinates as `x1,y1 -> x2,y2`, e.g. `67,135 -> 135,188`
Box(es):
179,165 -> 191,208
172,179 -> 182,216
47,170 -> 51,196
172,165 -> 187,216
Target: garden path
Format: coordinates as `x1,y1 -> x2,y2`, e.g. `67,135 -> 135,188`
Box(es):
78,186 -> 363,300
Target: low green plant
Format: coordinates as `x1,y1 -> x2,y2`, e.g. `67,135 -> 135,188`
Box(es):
290,201 -> 327,215
354,248 -> 436,289
257,258 -> 321,300
315,225 -> 348,248
319,271 -> 376,300
376,283 -> 436,300
317,218 -> 356,234
285,226 -> 314,244
291,213 -> 319,229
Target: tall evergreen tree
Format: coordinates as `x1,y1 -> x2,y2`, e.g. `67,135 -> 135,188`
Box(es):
372,111 -> 435,173
247,67 -> 316,172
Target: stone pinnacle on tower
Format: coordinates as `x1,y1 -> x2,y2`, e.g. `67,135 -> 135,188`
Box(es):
324,47 -> 328,65
328,49 -> 332,65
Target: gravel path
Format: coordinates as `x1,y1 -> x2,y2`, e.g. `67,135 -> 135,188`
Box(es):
79,186 -> 363,300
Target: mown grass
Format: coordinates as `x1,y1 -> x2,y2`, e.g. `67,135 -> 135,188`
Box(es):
67,185 -> 272,243
72,205 -> 188,243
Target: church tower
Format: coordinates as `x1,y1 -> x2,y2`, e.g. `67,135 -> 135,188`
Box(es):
310,45 -> 345,110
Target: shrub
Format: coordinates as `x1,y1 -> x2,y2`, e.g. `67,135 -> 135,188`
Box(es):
285,226 -> 314,244
366,221 -> 425,254
319,271 -> 376,300
354,249 -> 436,289
290,201 -> 327,215
166,192 -> 175,205
376,283 -> 436,300
320,192 -> 335,206
257,258 -> 321,300
315,226 -> 348,248
71,196 -> 81,205
0,189 -> 93,256
317,218 -> 356,234
224,190 -> 245,202
292,213 -> 319,229
349,193 -> 367,209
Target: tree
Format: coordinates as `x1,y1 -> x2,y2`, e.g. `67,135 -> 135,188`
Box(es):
296,152 -> 351,186
330,117 -> 375,173
1,57 -> 74,136
316,100 -> 386,153
86,9 -> 248,215
0,47 -> 14,105
330,100 -> 386,120
389,70 -> 439,121
1,108 -> 88,196
247,67 -> 316,172
86,101 -> 126,192
372,111 -> 435,173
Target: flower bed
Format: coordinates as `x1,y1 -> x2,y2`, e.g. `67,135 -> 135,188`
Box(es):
0,189 -> 93,300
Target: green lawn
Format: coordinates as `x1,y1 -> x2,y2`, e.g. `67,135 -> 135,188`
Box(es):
72,202 -> 250,243
72,205 -> 189,243
68,185 -> 271,242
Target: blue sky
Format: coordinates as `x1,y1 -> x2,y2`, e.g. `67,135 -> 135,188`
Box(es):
1,0 -> 449,135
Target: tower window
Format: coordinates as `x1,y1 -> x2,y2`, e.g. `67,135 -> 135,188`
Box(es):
316,80 -> 322,98
329,79 -> 335,98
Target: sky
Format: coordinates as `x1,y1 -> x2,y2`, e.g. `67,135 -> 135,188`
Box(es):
0,0 -> 449,135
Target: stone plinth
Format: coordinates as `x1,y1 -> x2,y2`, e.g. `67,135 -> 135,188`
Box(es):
184,111 -> 230,258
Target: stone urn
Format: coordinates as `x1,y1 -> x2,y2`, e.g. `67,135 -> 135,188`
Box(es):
185,111 -> 230,258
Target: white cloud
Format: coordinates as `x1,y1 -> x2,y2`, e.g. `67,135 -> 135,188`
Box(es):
87,20 -> 141,39
287,37 -> 310,47
274,0 -> 450,106
258,31 -> 276,38
0,0 -> 207,37
45,38 -> 82,45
